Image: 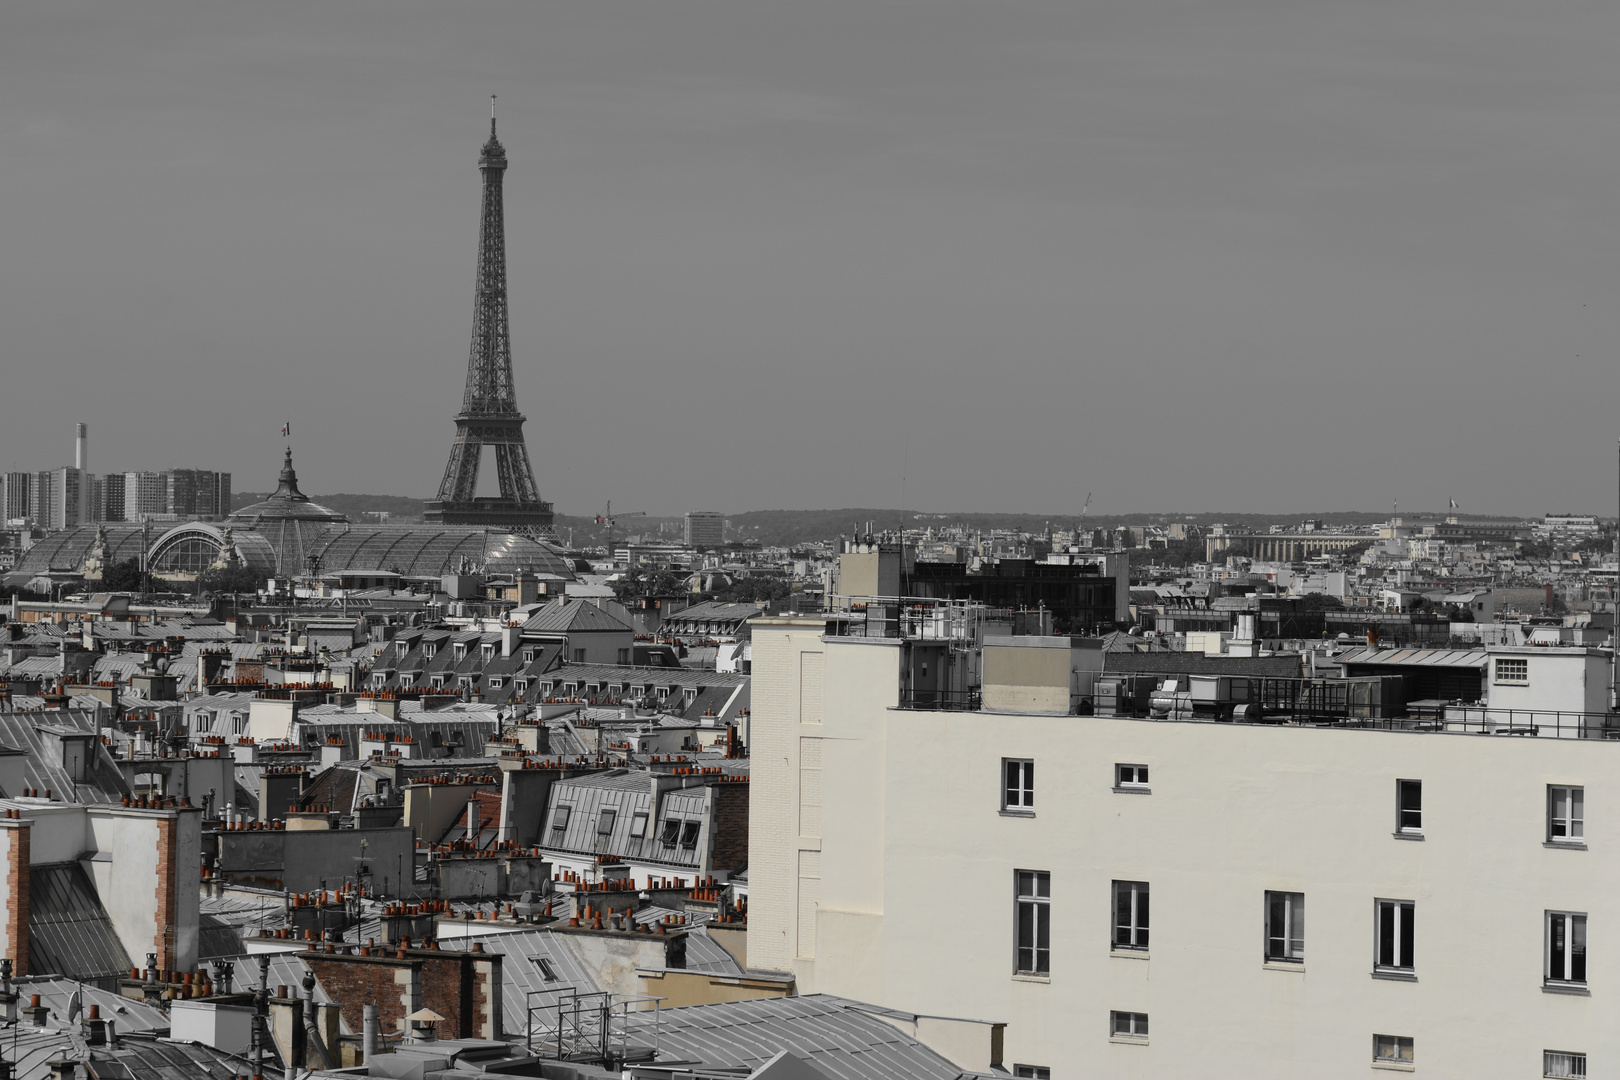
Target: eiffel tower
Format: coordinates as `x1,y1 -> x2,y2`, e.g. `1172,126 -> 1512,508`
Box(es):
424,102 -> 554,533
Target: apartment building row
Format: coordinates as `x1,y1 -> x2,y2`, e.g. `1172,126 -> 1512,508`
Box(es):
1,466 -> 231,529
748,612 -> 1620,1078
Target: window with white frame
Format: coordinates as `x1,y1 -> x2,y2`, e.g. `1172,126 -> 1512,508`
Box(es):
1373,1035 -> 1414,1065
1544,1049 -> 1587,1078
1548,785 -> 1584,844
1375,899 -> 1415,972
1115,763 -> 1149,789
1546,911 -> 1587,986
1396,779 -> 1422,834
1015,870 -> 1050,975
1495,657 -> 1528,684
1265,891 -> 1305,963
1003,759 -> 1034,810
1113,881 -> 1149,951
487,677 -> 502,688
1110,1011 -> 1148,1040
430,675 -> 446,690
522,648 -> 537,664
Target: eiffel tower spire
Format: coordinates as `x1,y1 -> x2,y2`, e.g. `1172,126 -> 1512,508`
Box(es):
424,103 -> 554,531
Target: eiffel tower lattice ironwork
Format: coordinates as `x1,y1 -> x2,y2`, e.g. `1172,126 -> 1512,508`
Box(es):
424,104 -> 554,533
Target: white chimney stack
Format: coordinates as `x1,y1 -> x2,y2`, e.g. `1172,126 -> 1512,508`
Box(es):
75,422 -> 86,471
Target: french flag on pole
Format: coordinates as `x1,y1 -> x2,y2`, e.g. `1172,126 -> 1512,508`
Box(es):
281,422 -> 290,437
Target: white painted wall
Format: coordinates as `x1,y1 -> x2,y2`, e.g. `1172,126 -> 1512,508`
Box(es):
751,620 -> 1620,1078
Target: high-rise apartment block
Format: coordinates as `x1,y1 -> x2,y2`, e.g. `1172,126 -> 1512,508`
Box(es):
0,472 -> 29,523
685,510 -> 725,549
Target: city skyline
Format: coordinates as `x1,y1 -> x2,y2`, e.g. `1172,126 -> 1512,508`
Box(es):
4,1 -> 1619,518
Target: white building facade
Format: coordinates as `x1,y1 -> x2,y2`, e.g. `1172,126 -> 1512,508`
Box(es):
749,615 -> 1619,1078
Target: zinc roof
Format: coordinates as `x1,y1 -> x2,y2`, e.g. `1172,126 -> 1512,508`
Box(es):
28,862 -> 133,981
619,994 -> 968,1080
1335,647 -> 1490,669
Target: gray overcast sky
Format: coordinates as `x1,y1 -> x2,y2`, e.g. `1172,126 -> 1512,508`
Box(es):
3,0 -> 1618,519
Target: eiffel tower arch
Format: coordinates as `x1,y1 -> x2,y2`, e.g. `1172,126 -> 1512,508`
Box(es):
424,106 -> 555,534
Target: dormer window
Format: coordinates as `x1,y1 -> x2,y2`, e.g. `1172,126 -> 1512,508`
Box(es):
422,644 -> 437,659
453,642 -> 468,660
481,643 -> 496,662
521,648 -> 537,664
396,641 -> 409,658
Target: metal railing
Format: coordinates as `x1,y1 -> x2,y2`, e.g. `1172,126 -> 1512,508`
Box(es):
1119,705 -> 1620,741
897,687 -> 982,712
525,988 -> 663,1067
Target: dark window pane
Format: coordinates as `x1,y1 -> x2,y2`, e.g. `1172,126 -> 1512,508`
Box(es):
1400,903 -> 1414,968
1379,904 -> 1395,966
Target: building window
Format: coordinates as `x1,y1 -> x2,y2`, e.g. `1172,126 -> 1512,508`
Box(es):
422,644 -> 437,659
1375,899 -> 1415,972
1110,1011 -> 1148,1040
1495,657 -> 1528,684
680,820 -> 701,848
1015,870 -> 1051,975
487,677 -> 502,688
430,675 -> 446,690
1397,779 -> 1422,834
1003,759 -> 1035,810
660,819 -> 681,846
522,648 -> 536,664
1012,1067 -> 1050,1079
618,648 -> 631,665
1265,891 -> 1305,963
1546,911 -> 1587,986
551,805 -> 571,831
1549,786 -> 1584,844
1373,1035 -> 1414,1065
572,648 -> 586,663
1544,1050 -> 1587,1078
535,957 -> 559,982
1113,881 -> 1149,951
630,811 -> 649,839
597,809 -> 616,836
1115,763 -> 1149,789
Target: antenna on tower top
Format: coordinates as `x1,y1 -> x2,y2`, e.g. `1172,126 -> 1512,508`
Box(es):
490,94 -> 497,133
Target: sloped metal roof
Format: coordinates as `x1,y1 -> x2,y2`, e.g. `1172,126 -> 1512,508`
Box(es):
28,863 -> 133,981
1335,647 -> 1490,669
619,994 -> 967,1080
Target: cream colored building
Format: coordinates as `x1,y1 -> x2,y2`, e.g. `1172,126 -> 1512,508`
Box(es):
749,614 -> 1618,1078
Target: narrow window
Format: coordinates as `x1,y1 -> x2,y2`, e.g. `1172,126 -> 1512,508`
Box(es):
596,808 -> 617,836
1003,759 -> 1035,810
630,811 -> 649,839
534,957 -> 558,982
1546,911 -> 1588,986
1544,1050 -> 1587,1078
1115,763 -> 1149,789
1265,891 -> 1305,963
1110,1011 -> 1148,1040
660,819 -> 681,846
1015,870 -> 1051,975
551,805 -> 571,831
1397,779 -> 1422,834
1113,881 -> 1149,951
573,648 -> 587,663
680,820 -> 701,848
1375,899 -> 1415,972
617,648 -> 631,665
1548,786 -> 1584,843
1012,1067 -> 1050,1079
1373,1035 -> 1414,1065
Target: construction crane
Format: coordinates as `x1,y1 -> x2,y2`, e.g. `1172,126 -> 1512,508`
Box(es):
594,501 -> 646,558
1078,492 -> 1091,545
